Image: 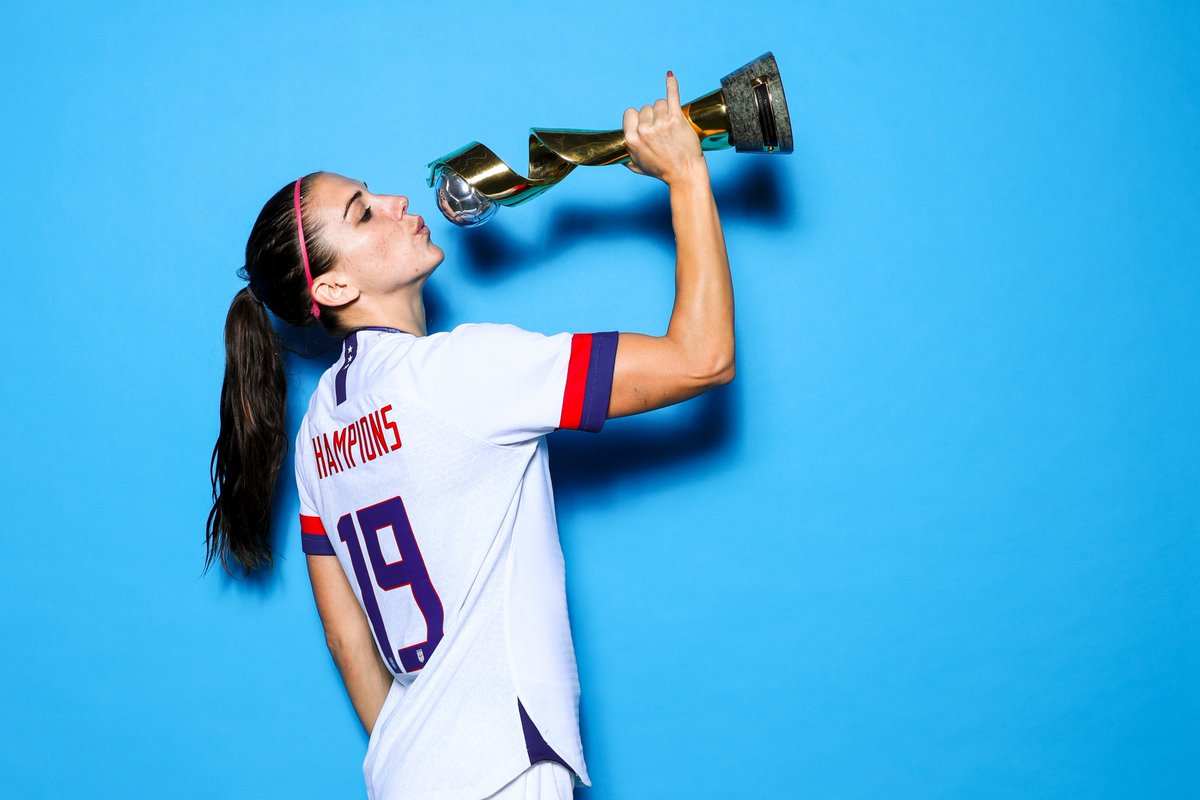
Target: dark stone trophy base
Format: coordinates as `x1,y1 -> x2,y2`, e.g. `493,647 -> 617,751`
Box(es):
722,52 -> 793,154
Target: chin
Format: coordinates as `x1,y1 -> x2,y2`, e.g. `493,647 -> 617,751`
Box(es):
407,257 -> 441,289
427,245 -> 446,272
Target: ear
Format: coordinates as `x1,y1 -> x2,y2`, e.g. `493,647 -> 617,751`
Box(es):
311,271 -> 360,309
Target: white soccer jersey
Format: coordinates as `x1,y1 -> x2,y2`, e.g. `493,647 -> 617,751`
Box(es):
294,323 -> 618,800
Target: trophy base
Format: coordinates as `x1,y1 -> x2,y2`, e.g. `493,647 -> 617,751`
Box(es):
721,52 -> 793,154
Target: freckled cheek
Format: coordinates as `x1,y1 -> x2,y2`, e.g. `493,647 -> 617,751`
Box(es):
391,239 -> 415,263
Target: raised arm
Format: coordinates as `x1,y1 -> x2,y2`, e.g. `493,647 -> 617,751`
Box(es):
608,71 -> 735,419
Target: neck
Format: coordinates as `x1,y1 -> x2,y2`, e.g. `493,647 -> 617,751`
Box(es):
342,286 -> 428,337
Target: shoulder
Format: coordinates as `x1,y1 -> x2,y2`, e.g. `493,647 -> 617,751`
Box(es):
417,323 -> 552,363
443,322 -> 541,346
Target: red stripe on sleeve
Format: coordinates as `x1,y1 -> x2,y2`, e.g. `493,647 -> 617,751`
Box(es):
558,333 -> 593,430
299,514 -> 326,535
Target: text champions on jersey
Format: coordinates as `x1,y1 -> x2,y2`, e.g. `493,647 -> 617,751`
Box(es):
312,404 -> 402,480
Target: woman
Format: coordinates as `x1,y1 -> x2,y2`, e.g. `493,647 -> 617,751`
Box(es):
207,73 -> 734,800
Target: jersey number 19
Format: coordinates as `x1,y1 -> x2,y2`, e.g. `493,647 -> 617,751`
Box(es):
336,496 -> 445,673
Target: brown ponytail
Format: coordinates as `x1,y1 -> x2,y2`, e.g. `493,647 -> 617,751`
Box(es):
206,174 -> 341,573
205,287 -> 288,572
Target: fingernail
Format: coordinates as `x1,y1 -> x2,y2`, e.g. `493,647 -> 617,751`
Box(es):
667,70 -> 674,78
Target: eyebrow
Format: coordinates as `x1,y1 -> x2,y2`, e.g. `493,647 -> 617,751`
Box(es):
343,190 -> 363,221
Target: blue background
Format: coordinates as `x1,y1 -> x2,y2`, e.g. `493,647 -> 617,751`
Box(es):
3,2 -> 1197,798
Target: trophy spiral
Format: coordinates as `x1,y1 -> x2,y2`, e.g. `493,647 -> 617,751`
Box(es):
427,52 -> 793,227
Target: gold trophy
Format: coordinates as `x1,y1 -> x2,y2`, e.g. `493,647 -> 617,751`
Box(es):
427,52 -> 793,227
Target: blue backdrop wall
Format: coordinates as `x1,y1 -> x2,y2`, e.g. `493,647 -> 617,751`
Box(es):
3,2 -> 1197,798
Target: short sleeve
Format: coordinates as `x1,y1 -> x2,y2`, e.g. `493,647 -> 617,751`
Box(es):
295,425 -> 336,556
415,323 -> 618,446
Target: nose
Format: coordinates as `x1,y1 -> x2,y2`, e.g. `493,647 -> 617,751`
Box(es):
384,194 -> 408,218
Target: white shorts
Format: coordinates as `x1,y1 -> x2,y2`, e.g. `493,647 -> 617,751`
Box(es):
483,761 -> 575,800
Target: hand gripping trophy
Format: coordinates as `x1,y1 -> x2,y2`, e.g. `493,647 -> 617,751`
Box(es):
427,52 -> 793,227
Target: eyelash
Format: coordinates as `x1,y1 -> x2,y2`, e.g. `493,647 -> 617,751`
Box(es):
360,206 -> 373,223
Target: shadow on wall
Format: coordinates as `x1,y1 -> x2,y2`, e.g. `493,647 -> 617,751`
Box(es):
458,159 -> 796,278
549,382 -> 740,509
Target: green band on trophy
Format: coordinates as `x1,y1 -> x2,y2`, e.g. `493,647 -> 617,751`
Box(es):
427,52 -> 794,227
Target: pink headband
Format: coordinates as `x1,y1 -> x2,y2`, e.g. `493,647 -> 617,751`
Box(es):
293,177 -> 320,319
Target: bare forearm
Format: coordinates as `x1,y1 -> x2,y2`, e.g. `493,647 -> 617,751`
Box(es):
308,555 -> 394,734
664,162 -> 735,380
606,72 -> 736,419
328,636 -> 394,734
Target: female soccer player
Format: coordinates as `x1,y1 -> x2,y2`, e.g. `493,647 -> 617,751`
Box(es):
207,73 -> 733,800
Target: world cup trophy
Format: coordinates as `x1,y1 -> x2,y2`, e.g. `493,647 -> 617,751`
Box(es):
427,52 -> 793,227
